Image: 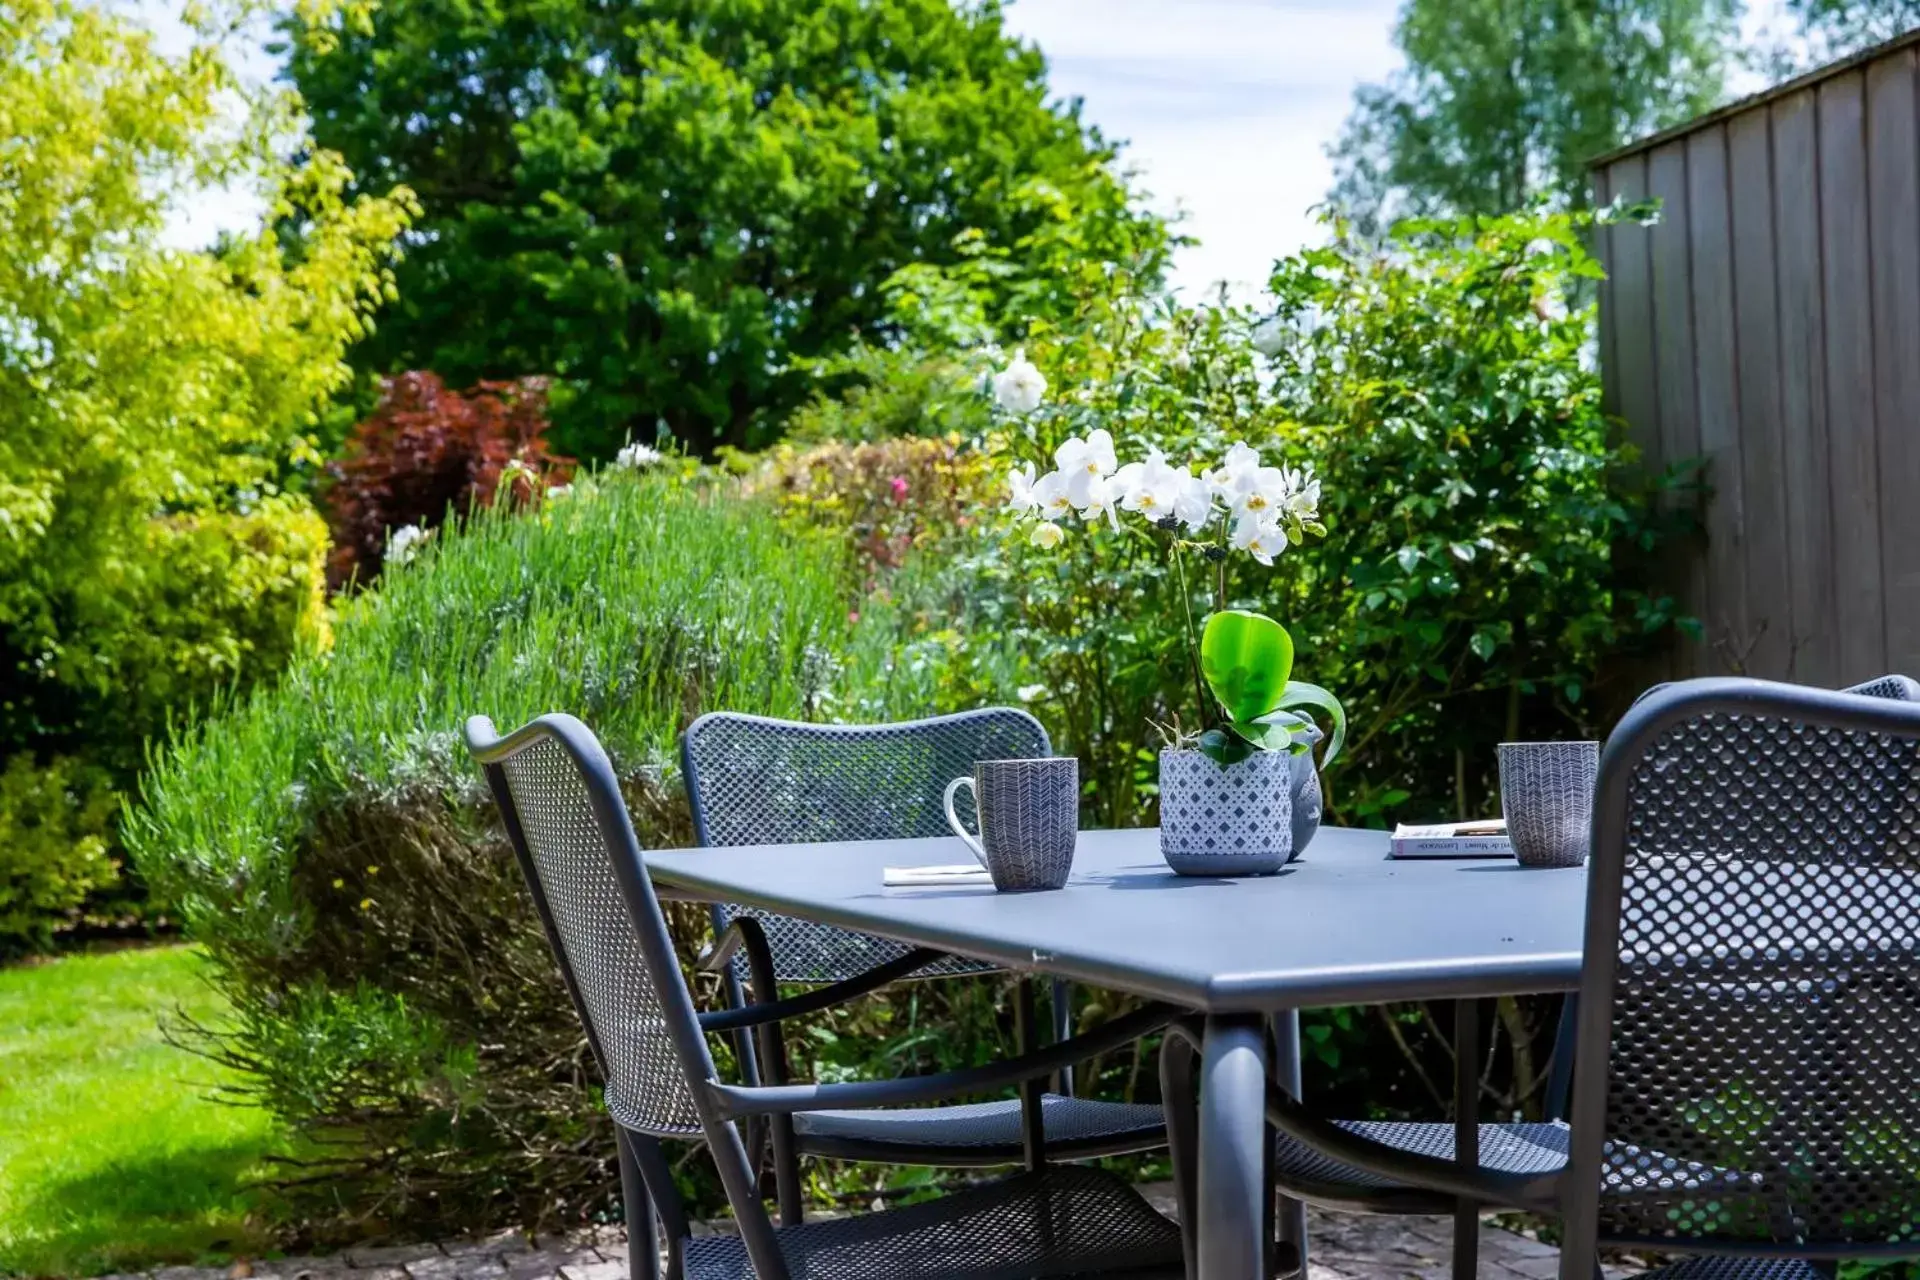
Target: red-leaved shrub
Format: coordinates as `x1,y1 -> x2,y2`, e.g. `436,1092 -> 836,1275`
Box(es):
323,372 -> 573,589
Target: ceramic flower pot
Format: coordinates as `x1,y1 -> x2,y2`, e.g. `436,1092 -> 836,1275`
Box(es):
1158,748 -> 1293,876
1288,724 -> 1325,859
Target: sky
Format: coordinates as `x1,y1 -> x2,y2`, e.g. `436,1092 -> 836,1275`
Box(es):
997,0 -> 1403,300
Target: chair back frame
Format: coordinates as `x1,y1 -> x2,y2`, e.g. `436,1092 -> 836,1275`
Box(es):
680,707 -> 1050,983
1561,677 -> 1920,1276
467,714 -> 789,1280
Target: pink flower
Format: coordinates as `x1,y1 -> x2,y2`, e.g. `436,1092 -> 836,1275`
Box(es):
889,475 -> 909,502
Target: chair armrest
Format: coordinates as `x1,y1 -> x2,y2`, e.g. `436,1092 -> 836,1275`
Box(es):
696,940 -> 946,1034
711,999 -> 1178,1118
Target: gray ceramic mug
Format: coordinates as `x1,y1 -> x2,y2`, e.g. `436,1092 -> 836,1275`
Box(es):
1498,741 -> 1600,868
942,756 -> 1079,891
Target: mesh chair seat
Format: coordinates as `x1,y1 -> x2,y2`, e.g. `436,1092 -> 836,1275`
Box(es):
1635,1262 -> 1827,1280
793,1094 -> 1166,1163
1273,1120 -> 1752,1210
680,1166 -> 1183,1280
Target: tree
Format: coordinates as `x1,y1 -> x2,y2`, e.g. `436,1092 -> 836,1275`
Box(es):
1328,0 -> 1736,230
286,0 -> 1171,460
1761,0 -> 1920,72
0,0 -> 412,939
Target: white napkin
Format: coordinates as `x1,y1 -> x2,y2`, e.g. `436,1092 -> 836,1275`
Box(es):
883,863 -> 991,887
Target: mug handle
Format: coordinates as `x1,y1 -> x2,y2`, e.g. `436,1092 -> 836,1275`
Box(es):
942,776 -> 988,868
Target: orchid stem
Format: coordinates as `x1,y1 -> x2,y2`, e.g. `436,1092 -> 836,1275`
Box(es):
1174,546 -> 1210,731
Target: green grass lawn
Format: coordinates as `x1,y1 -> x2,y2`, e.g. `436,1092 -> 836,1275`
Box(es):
0,944 -> 284,1278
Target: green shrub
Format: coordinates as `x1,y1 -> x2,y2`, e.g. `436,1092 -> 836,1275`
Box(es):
0,497 -> 330,941
127,470 -> 921,1238
0,0 -> 411,948
0,755 -> 118,956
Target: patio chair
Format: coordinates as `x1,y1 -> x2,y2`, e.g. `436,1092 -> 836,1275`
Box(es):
1163,676 -> 1920,1280
679,710 -> 1166,1221
467,712 -> 1186,1280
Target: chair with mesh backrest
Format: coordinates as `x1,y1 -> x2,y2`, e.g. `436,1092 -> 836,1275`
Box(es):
679,710 -> 1165,1220
467,712 -> 1185,1280
1555,675 -> 1920,1278
1159,675 -> 1920,1280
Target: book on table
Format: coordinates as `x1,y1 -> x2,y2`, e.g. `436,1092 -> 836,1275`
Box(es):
1388,819 -> 1513,859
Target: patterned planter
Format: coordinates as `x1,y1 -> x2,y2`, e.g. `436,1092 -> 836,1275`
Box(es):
1158,748 -> 1293,876
1288,724 -> 1324,859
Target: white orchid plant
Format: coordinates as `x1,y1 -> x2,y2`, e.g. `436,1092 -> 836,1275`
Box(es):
991,348 -> 1347,768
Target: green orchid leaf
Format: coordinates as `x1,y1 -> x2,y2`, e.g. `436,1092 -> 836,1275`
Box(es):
1196,727 -> 1254,766
1276,681 -> 1348,768
1233,719 -> 1299,753
1200,610 -> 1294,724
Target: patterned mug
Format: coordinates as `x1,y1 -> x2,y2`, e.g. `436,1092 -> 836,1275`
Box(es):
942,756 -> 1079,892
1498,741 -> 1600,868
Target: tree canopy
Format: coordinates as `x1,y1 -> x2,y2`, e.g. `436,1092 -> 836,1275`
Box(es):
0,0 -> 412,783
288,0 -> 1171,460
1328,0 -> 1737,230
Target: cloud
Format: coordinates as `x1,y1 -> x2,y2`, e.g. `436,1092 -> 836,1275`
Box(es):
1000,0 -> 1403,301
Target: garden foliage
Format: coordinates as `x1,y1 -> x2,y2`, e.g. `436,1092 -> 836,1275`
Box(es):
134,206 -> 1683,1234
129,472 -> 925,1235
324,372 -> 574,589
794,205 -> 1681,1116
0,0 -> 411,948
287,0 -> 1170,459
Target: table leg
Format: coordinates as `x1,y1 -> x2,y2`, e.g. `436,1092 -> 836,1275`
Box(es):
1269,1011 -> 1306,1279
1452,997 -> 1481,1280
1198,1013 -> 1270,1280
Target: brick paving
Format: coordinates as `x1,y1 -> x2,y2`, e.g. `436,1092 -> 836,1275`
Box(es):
94,1183 -> 1639,1280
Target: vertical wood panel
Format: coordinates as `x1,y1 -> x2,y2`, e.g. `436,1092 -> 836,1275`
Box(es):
1607,156 -> 1662,471
1728,108 -> 1794,679
1770,88 -> 1839,687
1594,166 -> 1622,426
1646,141 -> 1707,677
1818,69 -> 1887,683
1686,124 -> 1750,674
1870,51 -> 1920,674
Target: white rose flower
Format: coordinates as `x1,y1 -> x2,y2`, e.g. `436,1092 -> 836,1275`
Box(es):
1250,316 -> 1289,358
388,523 -> 430,566
615,441 -> 665,469
992,348 -> 1048,414
1029,521 -> 1065,550
1230,511 -> 1287,566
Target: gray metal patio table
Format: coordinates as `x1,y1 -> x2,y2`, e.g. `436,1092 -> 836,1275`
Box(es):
646,824 -> 1589,1280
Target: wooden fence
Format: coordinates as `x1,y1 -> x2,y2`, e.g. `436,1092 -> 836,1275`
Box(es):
1591,29 -> 1920,688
